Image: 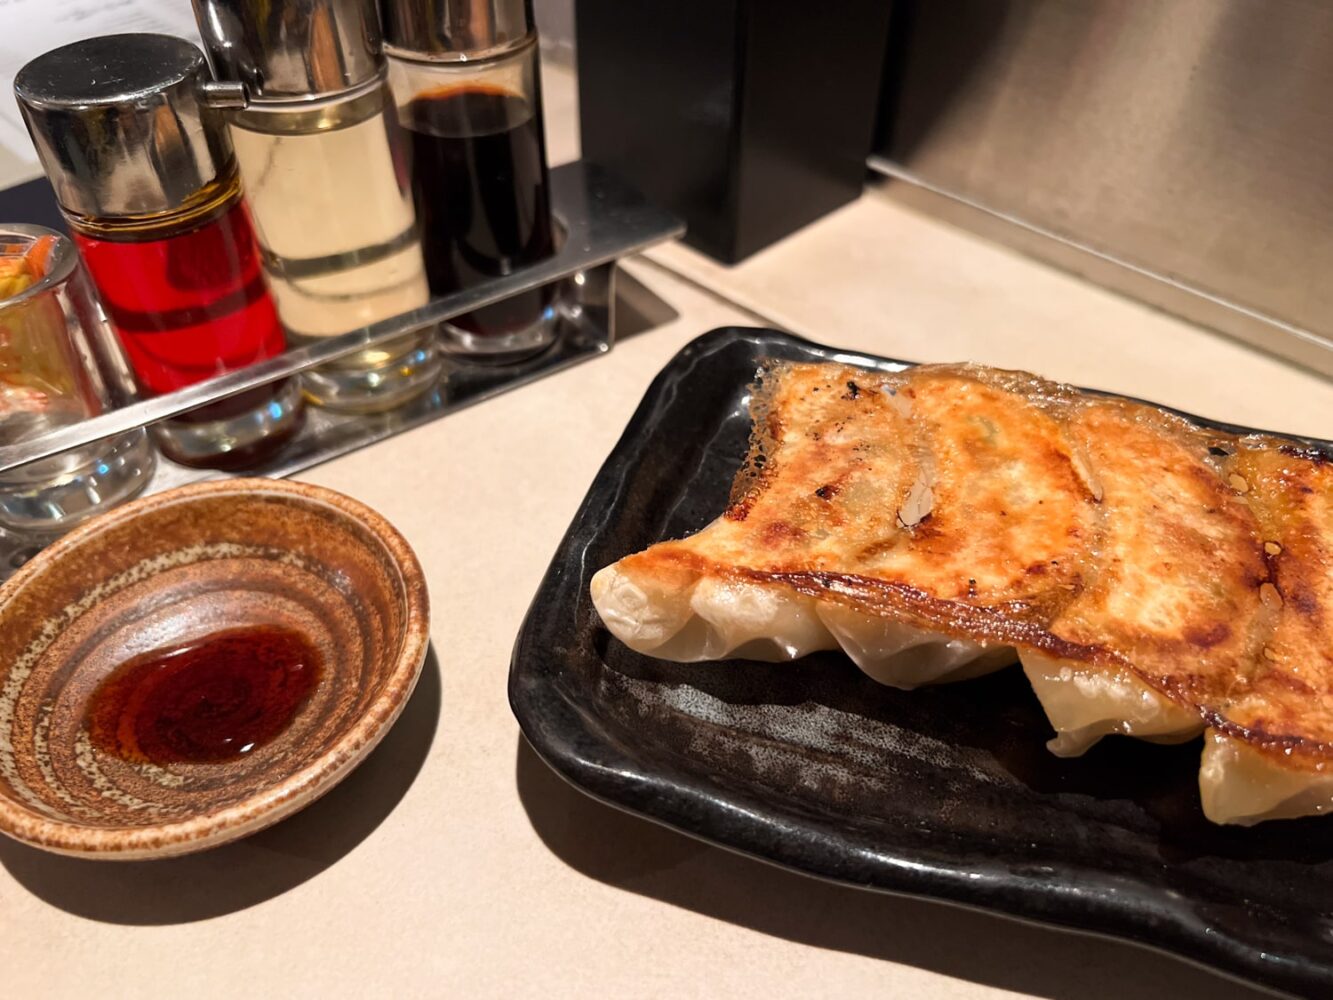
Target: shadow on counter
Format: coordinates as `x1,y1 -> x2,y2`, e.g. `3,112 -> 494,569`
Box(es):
513,736 -> 1273,1000
614,263 -> 681,341
0,647 -> 442,925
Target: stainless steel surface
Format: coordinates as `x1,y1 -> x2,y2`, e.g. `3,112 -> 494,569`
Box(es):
14,35 -> 231,218
0,260 -> 626,582
200,80 -> 249,109
869,161 -> 1333,378
192,0 -> 384,102
226,75 -> 391,134
383,0 -> 533,62
878,0 -> 1333,377
0,160 -> 683,479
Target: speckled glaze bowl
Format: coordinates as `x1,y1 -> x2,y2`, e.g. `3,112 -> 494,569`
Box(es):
0,478 -> 429,859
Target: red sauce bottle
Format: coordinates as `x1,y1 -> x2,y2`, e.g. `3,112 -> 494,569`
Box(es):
15,34 -> 303,469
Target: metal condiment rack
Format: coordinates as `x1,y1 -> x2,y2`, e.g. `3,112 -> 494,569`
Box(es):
0,161 -> 684,574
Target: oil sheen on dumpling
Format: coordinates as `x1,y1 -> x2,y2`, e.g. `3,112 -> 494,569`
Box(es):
1020,651 -> 1203,756
591,362 -> 1099,687
1200,731 -> 1333,826
1017,399 -> 1271,756
1198,445 -> 1333,824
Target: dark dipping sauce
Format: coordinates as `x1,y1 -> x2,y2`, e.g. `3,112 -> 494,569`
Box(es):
403,84 -> 555,336
85,625 -> 322,765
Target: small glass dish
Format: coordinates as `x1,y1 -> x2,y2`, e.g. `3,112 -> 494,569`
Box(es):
0,224 -> 154,538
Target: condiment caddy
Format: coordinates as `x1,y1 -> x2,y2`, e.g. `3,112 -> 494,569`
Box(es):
0,160 -> 683,577
0,0 -> 684,576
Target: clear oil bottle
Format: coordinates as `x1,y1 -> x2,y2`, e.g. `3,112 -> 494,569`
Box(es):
194,0 -> 439,413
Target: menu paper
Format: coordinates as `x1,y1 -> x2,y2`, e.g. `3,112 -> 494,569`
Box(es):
0,0 -> 202,165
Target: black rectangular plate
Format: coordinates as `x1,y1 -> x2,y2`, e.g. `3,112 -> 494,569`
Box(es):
508,327 -> 1333,999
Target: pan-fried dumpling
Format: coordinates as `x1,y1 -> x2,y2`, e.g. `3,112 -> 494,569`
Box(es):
1016,400 -> 1268,757
1197,445 -> 1333,825
589,358 -> 1333,824
591,362 -> 1099,687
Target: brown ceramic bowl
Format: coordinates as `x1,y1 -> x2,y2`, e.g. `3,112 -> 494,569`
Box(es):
0,478 -> 429,859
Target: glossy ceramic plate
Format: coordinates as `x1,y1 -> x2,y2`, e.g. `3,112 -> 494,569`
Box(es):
508,327 -> 1333,998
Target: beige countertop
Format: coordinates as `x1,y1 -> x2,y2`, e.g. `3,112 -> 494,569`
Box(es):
3,62 -> 1330,1000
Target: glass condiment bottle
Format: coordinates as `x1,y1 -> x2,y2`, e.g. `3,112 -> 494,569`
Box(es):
382,0 -> 560,364
14,34 -> 303,470
0,225 -> 154,538
192,0 -> 438,414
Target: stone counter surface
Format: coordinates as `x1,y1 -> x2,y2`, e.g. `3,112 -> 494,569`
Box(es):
2,62 -> 1328,1000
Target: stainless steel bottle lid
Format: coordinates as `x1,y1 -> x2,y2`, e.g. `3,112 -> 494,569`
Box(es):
192,0 -> 383,102
382,0 -> 534,61
14,34 -> 233,219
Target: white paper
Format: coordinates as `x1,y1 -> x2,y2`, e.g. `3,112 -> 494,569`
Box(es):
0,0 -> 202,164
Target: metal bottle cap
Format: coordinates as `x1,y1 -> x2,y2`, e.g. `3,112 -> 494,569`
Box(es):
192,0 -> 384,102
382,0 -> 534,61
14,34 -> 233,220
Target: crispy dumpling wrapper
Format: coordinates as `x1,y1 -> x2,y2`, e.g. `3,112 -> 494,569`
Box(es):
1014,397 -> 1266,770
1194,445 -> 1333,824
593,362 -> 1097,686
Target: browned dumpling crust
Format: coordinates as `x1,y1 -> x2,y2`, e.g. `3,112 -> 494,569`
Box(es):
617,363 -> 1100,639
1218,446 -> 1333,753
1189,446 -> 1333,824
1041,399 -> 1273,711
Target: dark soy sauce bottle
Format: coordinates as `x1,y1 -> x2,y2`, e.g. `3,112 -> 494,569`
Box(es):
383,0 -> 558,364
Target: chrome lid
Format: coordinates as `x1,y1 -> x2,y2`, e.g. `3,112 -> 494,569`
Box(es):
382,0 -> 534,61
14,34 -> 232,219
192,0 -> 384,102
